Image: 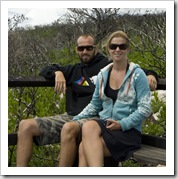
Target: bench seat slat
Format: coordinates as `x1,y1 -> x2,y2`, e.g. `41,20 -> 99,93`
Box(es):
133,144 -> 166,165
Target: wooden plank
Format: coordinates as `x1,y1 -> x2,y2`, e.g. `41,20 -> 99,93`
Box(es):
142,134 -> 166,149
133,144 -> 166,165
8,76 -> 55,87
8,76 -> 166,89
157,78 -> 166,90
8,133 -> 17,146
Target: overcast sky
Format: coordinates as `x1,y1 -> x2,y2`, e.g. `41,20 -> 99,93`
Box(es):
8,8 -> 68,27
8,8 -> 166,28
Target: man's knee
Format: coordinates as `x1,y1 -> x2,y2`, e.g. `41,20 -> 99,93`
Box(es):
61,122 -> 80,139
18,119 -> 39,135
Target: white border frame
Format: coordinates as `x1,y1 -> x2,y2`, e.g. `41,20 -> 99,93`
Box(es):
1,0 -> 174,176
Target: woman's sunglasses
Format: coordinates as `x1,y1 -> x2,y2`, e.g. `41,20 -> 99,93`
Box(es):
77,45 -> 95,52
109,44 -> 128,50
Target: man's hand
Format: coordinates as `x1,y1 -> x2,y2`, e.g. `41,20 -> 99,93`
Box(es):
147,75 -> 157,91
55,71 -> 66,94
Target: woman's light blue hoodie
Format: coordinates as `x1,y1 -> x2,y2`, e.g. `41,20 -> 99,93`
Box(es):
73,62 -> 152,132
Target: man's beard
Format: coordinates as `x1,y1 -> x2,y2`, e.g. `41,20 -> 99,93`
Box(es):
80,54 -> 94,64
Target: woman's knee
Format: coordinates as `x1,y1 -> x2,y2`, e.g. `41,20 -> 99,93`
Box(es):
82,120 -> 99,136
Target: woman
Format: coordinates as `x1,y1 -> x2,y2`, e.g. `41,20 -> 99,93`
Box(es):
73,30 -> 152,167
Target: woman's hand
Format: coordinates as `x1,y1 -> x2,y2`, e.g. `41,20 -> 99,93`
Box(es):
54,71 -> 66,94
105,119 -> 121,130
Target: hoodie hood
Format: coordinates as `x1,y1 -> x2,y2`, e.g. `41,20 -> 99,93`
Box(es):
99,62 -> 141,98
100,62 -> 140,75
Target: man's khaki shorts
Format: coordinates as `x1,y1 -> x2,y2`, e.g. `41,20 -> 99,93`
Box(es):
34,113 -> 98,146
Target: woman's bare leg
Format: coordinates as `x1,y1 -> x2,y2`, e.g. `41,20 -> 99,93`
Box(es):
81,120 -> 108,167
78,142 -> 88,167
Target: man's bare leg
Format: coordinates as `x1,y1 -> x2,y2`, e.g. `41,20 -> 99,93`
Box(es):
59,122 -> 80,167
16,119 -> 40,167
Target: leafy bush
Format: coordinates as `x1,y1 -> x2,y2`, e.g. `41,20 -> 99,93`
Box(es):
121,159 -> 141,167
142,91 -> 166,137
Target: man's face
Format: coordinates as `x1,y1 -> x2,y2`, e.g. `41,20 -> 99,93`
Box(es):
76,36 -> 96,64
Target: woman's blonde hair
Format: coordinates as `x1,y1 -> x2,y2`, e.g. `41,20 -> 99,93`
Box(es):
104,30 -> 130,55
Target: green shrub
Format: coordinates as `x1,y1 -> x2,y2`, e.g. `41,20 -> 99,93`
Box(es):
142,91 -> 166,137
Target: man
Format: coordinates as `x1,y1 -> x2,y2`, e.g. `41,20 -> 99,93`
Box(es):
16,34 -> 158,167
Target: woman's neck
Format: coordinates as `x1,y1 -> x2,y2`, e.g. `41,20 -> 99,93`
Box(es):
112,59 -> 129,71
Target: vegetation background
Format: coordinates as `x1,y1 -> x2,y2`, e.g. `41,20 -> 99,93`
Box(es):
8,8 -> 166,167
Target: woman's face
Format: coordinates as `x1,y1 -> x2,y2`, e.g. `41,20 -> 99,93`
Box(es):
108,37 -> 129,62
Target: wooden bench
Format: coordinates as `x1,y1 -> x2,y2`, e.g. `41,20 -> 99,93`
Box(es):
8,76 -> 166,166
8,132 -> 166,166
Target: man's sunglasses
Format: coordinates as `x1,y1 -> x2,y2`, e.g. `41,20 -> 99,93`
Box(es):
77,45 -> 95,52
109,44 -> 128,50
